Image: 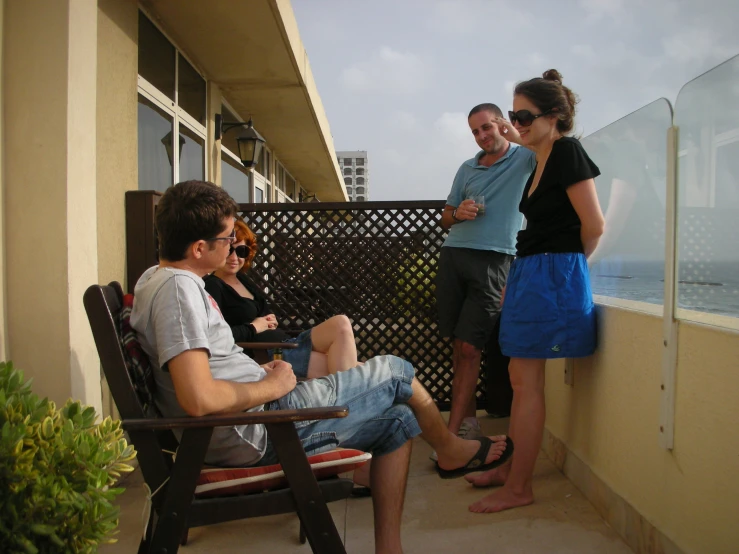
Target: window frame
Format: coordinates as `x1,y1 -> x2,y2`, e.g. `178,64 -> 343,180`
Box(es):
137,12 -> 208,187
220,151 -> 252,204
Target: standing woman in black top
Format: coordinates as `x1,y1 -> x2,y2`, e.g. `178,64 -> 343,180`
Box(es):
204,219 -> 359,379
468,70 -> 605,513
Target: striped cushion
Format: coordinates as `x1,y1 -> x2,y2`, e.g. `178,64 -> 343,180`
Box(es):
119,294 -> 159,417
195,449 -> 371,497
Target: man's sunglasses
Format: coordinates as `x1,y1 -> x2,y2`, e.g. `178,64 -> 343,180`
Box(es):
508,109 -> 553,127
228,244 -> 250,258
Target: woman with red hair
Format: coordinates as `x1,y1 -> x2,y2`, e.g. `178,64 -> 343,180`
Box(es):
204,219 -> 359,378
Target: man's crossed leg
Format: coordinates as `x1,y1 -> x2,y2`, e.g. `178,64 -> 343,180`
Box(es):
259,355 -> 511,554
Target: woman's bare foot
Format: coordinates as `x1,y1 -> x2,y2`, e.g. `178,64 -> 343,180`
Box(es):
464,458 -> 511,487
468,485 -> 534,513
436,434 -> 508,471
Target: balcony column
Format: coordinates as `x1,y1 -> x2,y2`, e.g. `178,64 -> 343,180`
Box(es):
206,82 -> 222,185
3,0 -> 100,412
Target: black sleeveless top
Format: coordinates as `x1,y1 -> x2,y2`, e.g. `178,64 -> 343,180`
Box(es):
203,273 -> 289,343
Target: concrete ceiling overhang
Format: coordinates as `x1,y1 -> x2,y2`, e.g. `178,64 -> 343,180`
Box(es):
142,0 -> 346,201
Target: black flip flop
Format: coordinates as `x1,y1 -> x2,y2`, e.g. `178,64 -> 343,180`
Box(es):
434,436 -> 514,479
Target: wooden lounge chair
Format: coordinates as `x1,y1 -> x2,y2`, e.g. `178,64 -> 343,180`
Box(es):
83,281 -> 364,554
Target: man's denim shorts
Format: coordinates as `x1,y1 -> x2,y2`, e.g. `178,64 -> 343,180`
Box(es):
500,252 -> 597,359
267,329 -> 313,378
258,355 -> 422,465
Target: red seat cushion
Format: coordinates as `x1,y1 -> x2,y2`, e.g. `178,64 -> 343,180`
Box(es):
195,449 -> 371,497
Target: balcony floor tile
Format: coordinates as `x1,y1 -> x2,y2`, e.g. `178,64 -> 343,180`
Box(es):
102,414 -> 632,554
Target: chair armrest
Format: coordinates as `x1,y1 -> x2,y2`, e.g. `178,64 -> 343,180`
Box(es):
122,405 -> 348,431
237,342 -> 299,350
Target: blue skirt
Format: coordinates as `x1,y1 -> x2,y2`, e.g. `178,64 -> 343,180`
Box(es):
500,253 -> 597,359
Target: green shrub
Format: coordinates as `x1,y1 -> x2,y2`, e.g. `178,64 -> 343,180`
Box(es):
0,361 -> 136,553
393,254 -> 438,322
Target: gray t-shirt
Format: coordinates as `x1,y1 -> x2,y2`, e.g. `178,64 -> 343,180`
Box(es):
130,266 -> 268,466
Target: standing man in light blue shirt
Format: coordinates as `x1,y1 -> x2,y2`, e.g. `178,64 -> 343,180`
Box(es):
436,103 -> 536,445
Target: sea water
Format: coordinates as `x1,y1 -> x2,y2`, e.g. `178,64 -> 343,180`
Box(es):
589,259 -> 739,317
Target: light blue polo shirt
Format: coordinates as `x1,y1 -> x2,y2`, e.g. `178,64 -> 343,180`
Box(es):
444,144 -> 536,255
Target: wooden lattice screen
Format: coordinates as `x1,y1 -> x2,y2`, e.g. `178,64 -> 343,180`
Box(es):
238,201 -> 487,410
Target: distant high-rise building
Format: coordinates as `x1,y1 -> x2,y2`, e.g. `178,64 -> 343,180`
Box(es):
337,150 -> 369,201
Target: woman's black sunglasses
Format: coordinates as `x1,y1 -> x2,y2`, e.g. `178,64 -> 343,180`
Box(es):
508,109 -> 552,127
228,245 -> 250,258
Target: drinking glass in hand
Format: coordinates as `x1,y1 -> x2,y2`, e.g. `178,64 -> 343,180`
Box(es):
468,195 -> 485,216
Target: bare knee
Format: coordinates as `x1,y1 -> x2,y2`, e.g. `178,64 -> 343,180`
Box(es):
327,315 -> 354,338
335,314 -> 354,335
312,315 -> 356,356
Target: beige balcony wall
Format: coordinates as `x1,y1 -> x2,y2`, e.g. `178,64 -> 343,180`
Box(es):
95,0 -> 137,418
3,0 -> 101,412
96,0 -> 137,288
545,306 -> 739,554
0,0 -> 7,361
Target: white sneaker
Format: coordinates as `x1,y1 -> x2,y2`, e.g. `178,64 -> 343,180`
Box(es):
430,421 -> 482,462
457,420 -> 483,441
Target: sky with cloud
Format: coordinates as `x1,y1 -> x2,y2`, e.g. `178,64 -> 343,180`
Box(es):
292,0 -> 739,201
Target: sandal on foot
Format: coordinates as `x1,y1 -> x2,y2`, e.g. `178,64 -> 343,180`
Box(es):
434,436 -> 514,479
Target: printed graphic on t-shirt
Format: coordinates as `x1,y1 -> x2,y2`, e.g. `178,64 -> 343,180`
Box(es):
208,295 -> 223,317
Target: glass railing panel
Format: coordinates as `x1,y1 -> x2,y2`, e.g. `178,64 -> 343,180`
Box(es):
583,98 -> 673,311
675,54 -> 739,322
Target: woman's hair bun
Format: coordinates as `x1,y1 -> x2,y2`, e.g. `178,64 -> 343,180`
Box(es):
542,69 -> 563,84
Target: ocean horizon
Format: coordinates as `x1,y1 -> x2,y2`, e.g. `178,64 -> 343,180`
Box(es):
589,259 -> 739,318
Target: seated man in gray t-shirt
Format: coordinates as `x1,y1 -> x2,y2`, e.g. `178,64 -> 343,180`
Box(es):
131,180 -> 513,553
